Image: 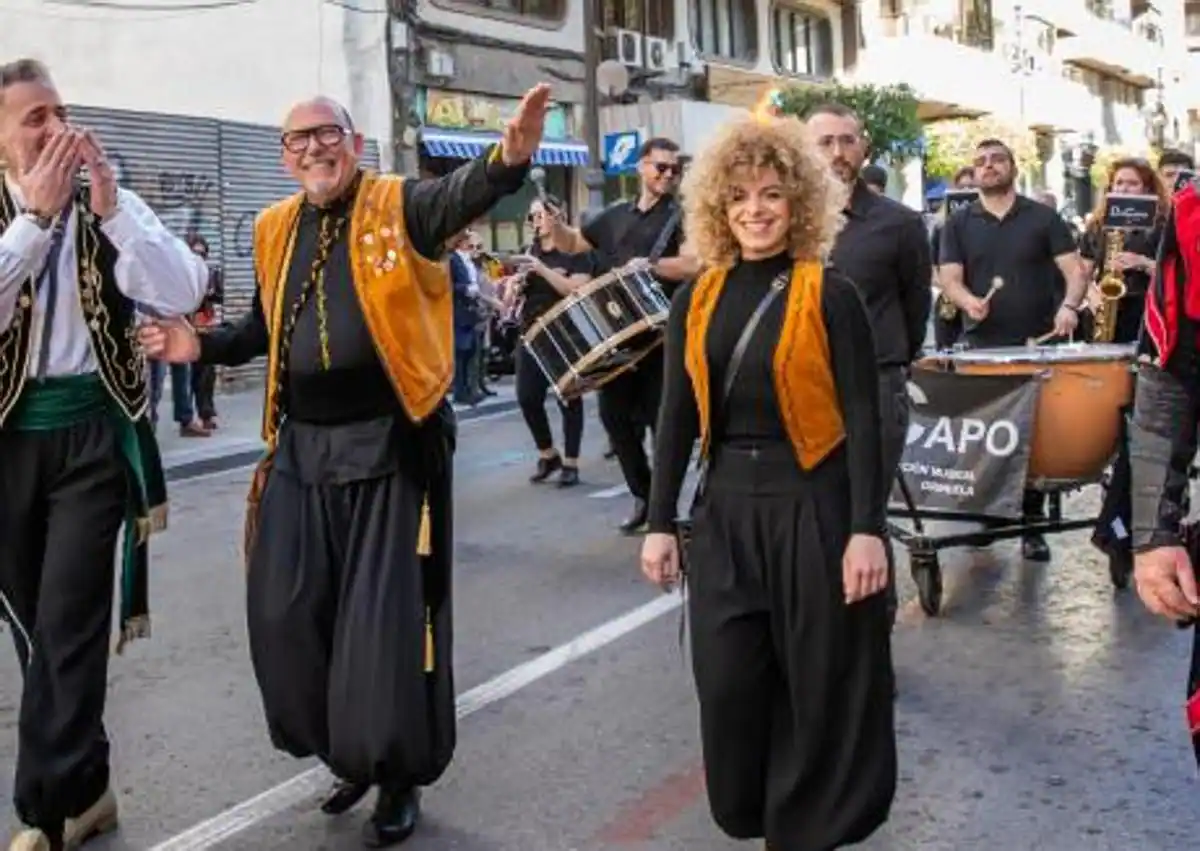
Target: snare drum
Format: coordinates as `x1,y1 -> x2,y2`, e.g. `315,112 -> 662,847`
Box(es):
521,265 -> 671,401
917,343 -> 1136,484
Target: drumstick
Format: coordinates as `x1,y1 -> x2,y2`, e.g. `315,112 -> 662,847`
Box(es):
981,276 -> 1004,304
1025,329 -> 1057,347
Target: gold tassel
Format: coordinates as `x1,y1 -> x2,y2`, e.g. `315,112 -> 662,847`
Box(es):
417,496 -> 432,557
424,608 -> 435,673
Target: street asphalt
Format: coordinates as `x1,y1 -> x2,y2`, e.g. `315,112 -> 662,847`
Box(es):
1,380 -> 1199,850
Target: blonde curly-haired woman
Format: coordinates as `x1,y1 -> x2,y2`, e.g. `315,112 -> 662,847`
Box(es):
640,110 -> 896,850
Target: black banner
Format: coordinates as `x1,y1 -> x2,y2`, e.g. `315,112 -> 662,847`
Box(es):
944,189 -> 979,216
891,368 -> 1040,518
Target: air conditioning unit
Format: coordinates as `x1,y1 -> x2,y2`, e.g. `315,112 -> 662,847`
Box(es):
644,36 -> 671,72
607,28 -> 644,67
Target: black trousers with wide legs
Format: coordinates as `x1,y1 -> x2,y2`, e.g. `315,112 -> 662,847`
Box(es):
0,414 -> 127,839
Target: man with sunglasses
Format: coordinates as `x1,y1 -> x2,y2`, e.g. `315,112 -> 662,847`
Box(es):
548,137 -> 700,532
139,86 -> 553,847
937,138 -> 1087,562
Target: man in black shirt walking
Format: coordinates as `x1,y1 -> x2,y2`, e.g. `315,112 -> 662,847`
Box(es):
806,103 -> 933,622
938,138 -> 1087,561
549,137 -> 699,532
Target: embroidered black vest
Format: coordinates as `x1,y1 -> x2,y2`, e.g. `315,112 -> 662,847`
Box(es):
0,185 -> 148,425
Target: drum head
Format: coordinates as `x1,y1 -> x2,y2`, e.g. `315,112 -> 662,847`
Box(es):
938,342 -> 1136,364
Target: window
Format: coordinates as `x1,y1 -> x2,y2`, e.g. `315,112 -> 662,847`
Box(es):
451,0 -> 563,20
690,0 -> 758,62
771,5 -> 834,77
603,0 -> 674,39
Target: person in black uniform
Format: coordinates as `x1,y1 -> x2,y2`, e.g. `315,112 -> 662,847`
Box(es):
511,194 -> 596,486
805,102 -> 933,626
640,110 -> 895,850
547,137 -> 699,532
938,138 -> 1087,562
930,166 -> 976,349
1079,158 -> 1168,576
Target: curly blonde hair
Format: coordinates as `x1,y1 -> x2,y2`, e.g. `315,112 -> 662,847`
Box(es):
681,113 -> 849,269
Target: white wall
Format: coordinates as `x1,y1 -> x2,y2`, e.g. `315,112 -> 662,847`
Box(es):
0,0 -> 393,167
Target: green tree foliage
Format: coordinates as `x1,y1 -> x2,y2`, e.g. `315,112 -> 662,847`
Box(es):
774,82 -> 924,164
922,117 -> 1042,181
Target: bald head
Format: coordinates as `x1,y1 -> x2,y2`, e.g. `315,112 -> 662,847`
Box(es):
280,96 -> 364,206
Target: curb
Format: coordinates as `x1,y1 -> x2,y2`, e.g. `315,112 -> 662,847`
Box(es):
164,399 -> 520,483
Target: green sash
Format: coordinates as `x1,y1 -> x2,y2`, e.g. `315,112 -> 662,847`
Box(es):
10,373 -> 167,653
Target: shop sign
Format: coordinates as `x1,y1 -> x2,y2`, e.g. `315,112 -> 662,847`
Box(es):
420,88 -> 569,140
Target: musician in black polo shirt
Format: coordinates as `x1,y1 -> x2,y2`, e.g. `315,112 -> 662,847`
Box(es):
511,194 -> 599,487
548,137 -> 700,532
938,138 -> 1088,562
806,102 -> 934,626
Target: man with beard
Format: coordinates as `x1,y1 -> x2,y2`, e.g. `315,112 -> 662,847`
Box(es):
937,138 -> 1086,561
805,103 -> 933,626
138,88 -> 551,847
547,137 -> 699,532
0,58 -> 208,851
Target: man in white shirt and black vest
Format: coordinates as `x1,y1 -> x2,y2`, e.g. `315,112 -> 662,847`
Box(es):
0,59 -> 208,851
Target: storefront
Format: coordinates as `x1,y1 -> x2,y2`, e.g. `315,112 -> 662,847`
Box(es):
416,87 -> 590,251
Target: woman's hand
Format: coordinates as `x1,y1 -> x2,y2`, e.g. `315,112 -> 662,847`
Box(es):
641,532 -> 681,591
842,534 -> 889,604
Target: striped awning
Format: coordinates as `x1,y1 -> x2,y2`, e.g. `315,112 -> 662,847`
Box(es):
420,129 -> 591,166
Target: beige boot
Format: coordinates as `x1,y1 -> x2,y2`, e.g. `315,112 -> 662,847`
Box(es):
62,788 -> 118,848
8,829 -> 51,851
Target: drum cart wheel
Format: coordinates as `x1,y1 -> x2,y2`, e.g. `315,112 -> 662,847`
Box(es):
910,549 -> 943,616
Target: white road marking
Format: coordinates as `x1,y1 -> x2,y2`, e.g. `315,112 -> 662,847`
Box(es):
588,484 -> 630,499
147,592 -> 684,851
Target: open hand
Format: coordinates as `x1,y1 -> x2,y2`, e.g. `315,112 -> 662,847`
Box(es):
843,534 -> 888,604
137,317 -> 201,363
79,129 -> 118,220
501,84 -> 552,166
16,129 -> 80,217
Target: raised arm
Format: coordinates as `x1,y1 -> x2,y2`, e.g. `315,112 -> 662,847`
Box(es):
824,271 -> 886,537
647,281 -> 700,533
0,215 -> 53,332
105,188 -> 208,316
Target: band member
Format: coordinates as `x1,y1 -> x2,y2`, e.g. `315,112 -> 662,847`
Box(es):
930,166 -> 976,349
640,111 -> 894,850
937,138 -> 1087,561
806,102 -> 933,625
137,88 -> 551,847
1127,179 -> 1200,761
1080,160 -> 1168,572
511,194 -> 595,486
0,59 -> 208,851
547,137 -> 700,532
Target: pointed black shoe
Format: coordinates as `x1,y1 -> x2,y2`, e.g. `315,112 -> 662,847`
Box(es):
320,779 -> 370,815
619,498 -> 648,534
530,453 -> 562,483
362,787 -> 421,848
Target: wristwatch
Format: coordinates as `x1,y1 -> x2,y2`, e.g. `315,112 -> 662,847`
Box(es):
22,210 -> 52,230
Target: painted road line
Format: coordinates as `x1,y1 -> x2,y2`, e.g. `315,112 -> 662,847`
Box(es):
147,591 -> 684,851
588,485 -> 630,499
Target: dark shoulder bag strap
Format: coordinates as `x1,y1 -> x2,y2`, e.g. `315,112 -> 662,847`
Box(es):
648,202 -> 684,264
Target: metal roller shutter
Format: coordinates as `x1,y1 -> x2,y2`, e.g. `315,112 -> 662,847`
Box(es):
216,122 -> 381,389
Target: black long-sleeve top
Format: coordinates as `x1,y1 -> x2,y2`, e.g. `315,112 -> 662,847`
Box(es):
646,252 -> 886,536
197,155 -> 527,422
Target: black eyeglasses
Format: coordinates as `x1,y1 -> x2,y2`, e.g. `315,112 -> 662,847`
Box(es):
281,124 -> 349,154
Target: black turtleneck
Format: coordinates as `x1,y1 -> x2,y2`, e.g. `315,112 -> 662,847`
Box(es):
198,154 -> 529,423
646,252 -> 886,537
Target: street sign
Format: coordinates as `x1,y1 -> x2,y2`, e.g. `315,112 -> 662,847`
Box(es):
603,130 -> 641,175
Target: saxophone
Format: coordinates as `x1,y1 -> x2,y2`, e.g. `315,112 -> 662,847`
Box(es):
1092,228 -> 1127,343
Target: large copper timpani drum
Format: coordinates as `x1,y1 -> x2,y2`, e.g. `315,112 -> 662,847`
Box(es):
521,264 -> 671,401
916,343 -> 1136,484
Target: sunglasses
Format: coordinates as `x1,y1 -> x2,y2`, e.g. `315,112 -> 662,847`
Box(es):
650,162 -> 682,176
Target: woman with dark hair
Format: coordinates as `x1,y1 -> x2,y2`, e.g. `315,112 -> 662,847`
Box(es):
640,110 -> 894,849
510,194 -> 596,486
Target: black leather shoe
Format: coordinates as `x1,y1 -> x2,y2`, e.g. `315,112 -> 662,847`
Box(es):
1022,534 -> 1051,562
619,498 -> 648,534
558,466 -> 580,487
530,454 -> 562,483
361,786 -> 420,848
320,779 -> 370,815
